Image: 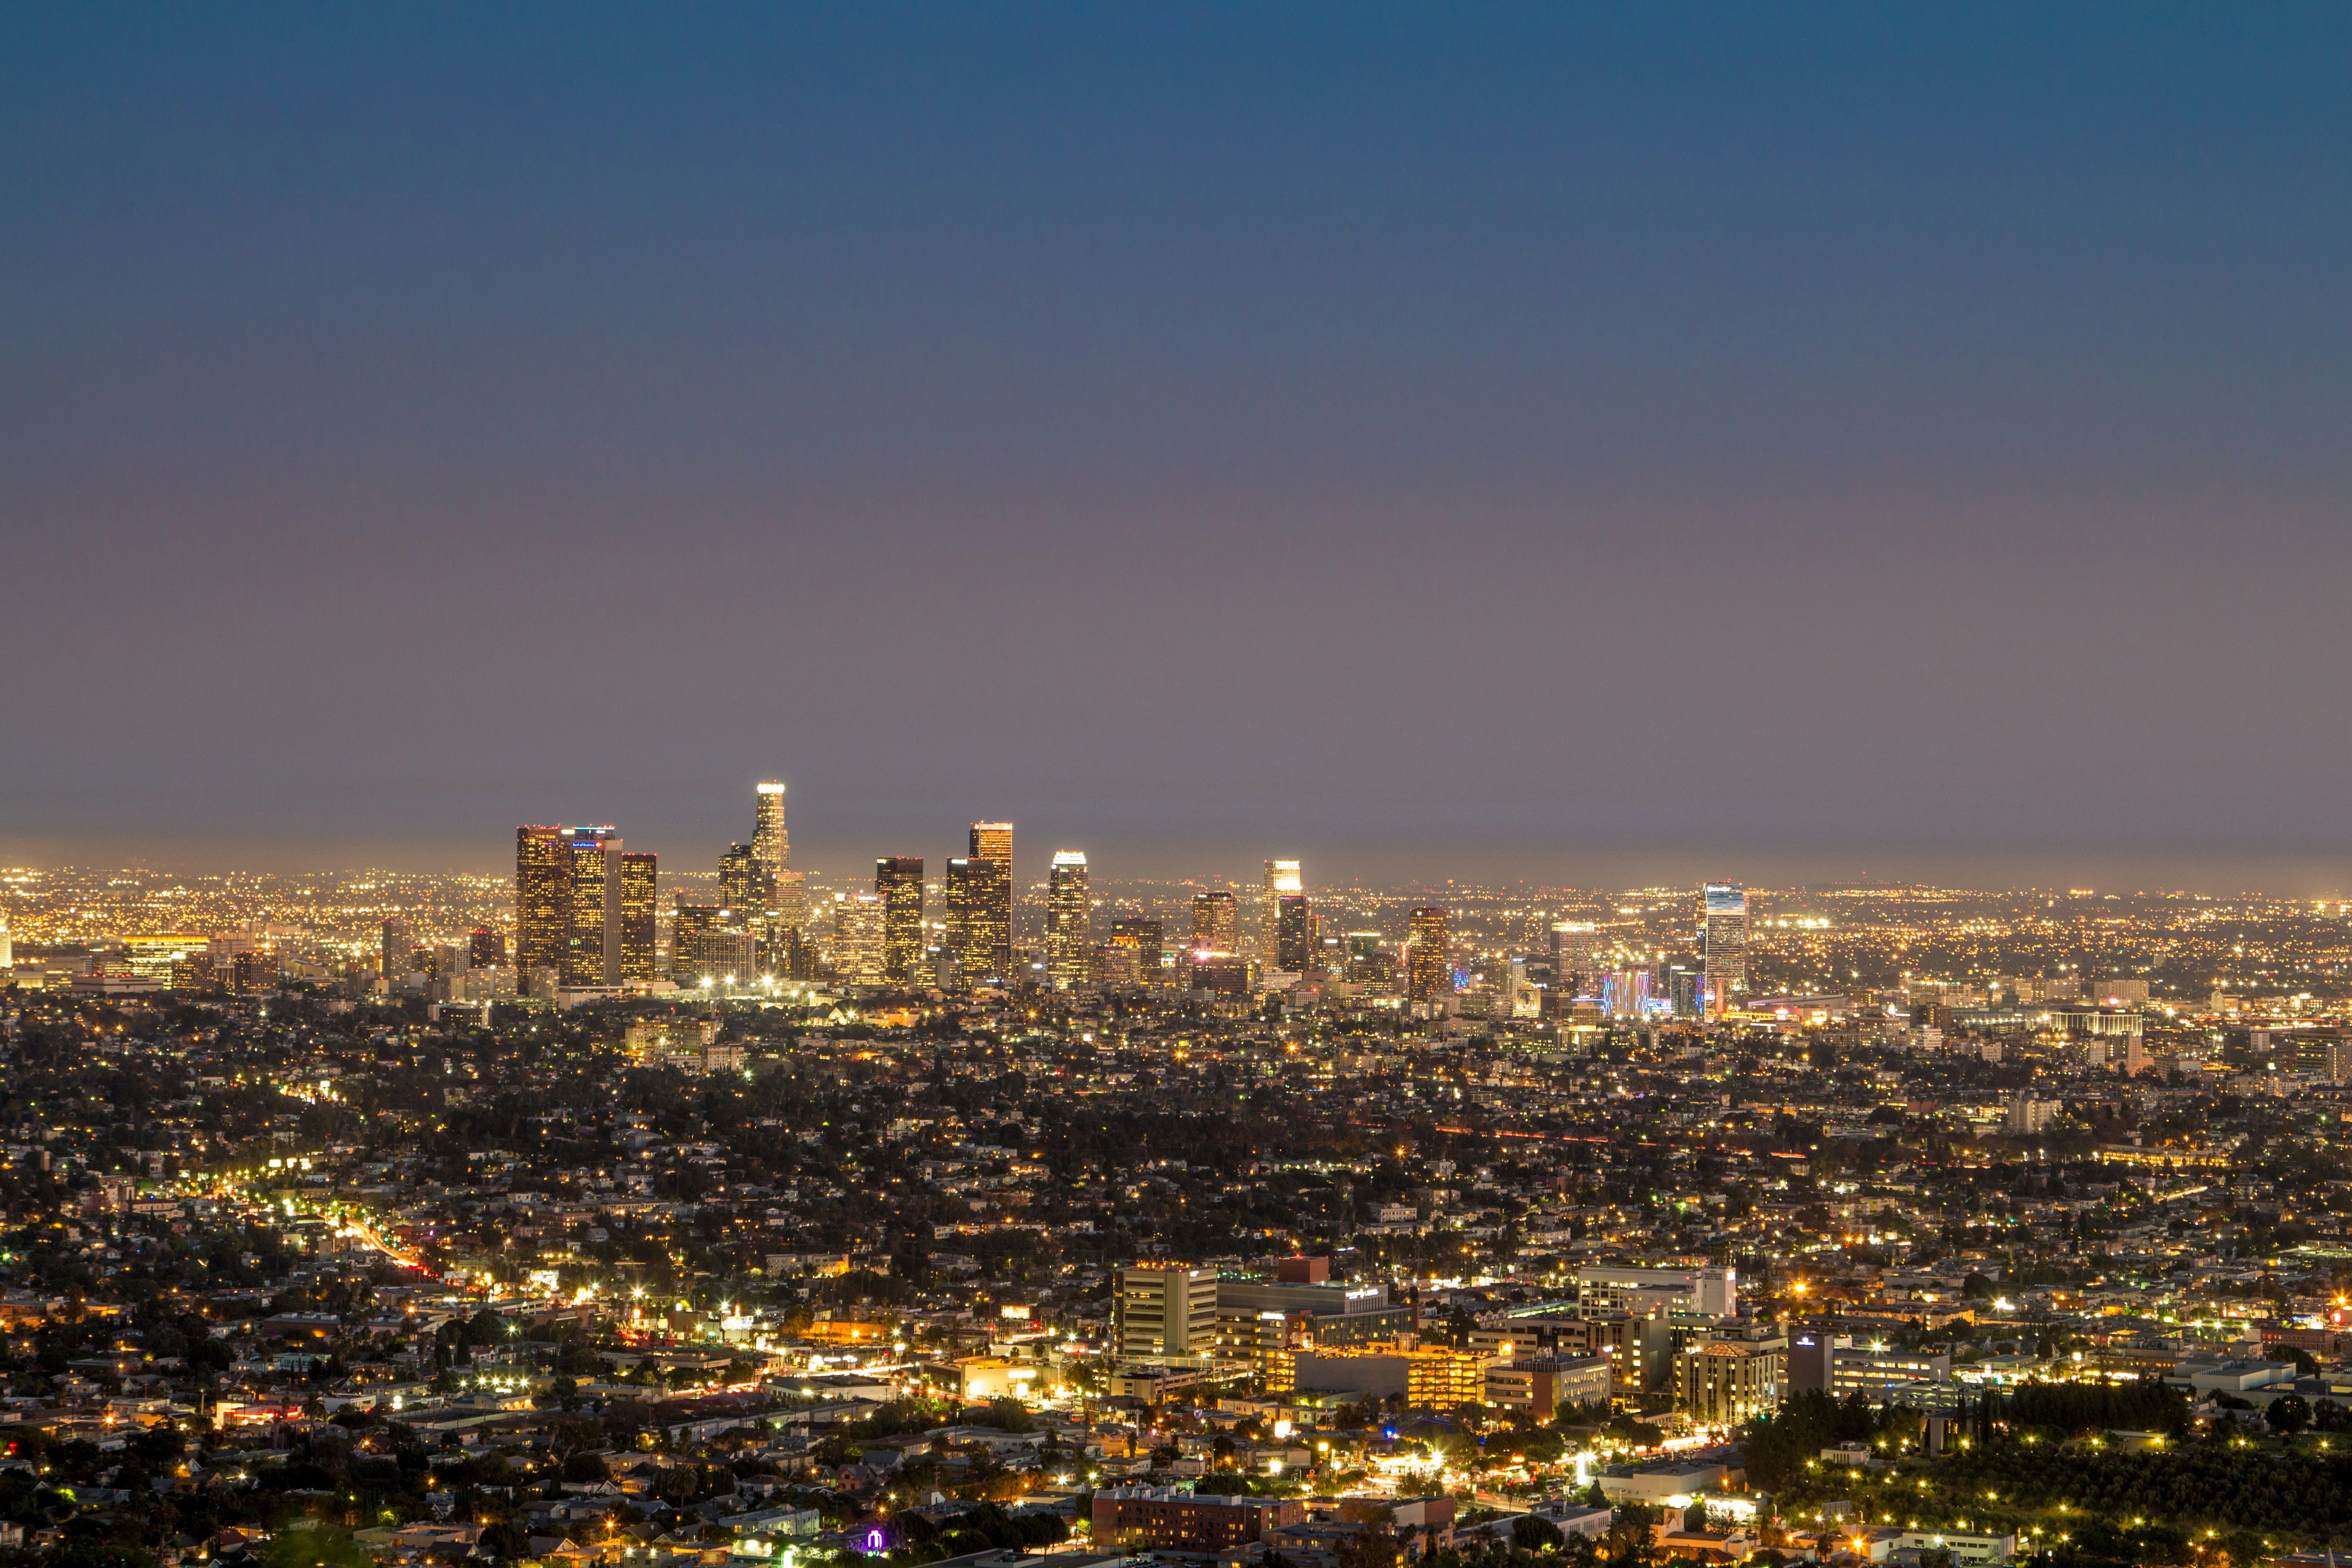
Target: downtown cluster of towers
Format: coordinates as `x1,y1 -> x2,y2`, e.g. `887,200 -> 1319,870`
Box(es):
510,783 -> 1753,1008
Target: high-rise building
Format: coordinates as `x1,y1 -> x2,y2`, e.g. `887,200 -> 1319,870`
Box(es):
1116,1264 -> 1220,1360
1345,931 -> 1386,984
617,851 -> 658,983
671,899 -> 720,985
719,842 -> 770,916
1274,893 -> 1317,973
831,891 -> 888,985
875,856 -> 925,981
1261,859 -> 1303,968
515,825 -> 569,995
1703,882 -> 1748,1014
1406,907 -> 1452,1001
1191,891 -> 1238,955
1111,918 -> 1164,989
753,781 -> 788,879
1550,922 -> 1596,994
379,917 -> 411,979
946,855 -> 1013,985
1047,850 -> 1092,990
964,822 -> 1015,979
562,827 -> 624,989
468,926 -> 505,970
750,781 -> 808,932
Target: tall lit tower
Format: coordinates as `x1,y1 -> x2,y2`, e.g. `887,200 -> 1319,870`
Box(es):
1406,907 -> 1452,1002
875,856 -> 925,981
1190,891 -> 1238,955
515,825 -> 568,996
1047,850 -> 1091,990
753,782 -> 788,875
965,821 -> 1015,979
1260,859 -> 1303,968
1702,882 -> 1749,1014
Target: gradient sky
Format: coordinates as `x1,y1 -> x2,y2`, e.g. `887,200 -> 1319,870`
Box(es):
6,6 -> 2352,890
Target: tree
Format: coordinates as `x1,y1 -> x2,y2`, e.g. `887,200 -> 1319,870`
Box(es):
1513,1516 -> 1565,1554
2268,1394 -> 2313,1436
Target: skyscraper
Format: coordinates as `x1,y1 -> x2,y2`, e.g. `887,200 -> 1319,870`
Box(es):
959,821 -> 1015,980
617,851 -> 658,983
1111,917 -> 1164,989
379,917 -> 410,980
1551,922 -> 1596,995
1275,893 -> 1317,973
719,842 -> 770,916
1191,891 -> 1238,955
831,891 -> 887,985
1406,906 -> 1452,1002
671,898 -> 719,985
562,828 -> 624,988
946,855 -> 1012,985
753,781 -> 788,878
875,856 -> 925,981
515,825 -> 569,995
1261,859 -> 1303,968
1047,850 -> 1091,990
752,781 -> 808,932
1702,882 -> 1748,1014
468,926 -> 505,970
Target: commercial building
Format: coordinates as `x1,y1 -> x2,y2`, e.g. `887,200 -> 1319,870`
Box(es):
874,856 -> 924,981
1192,891 -> 1238,955
947,821 -> 1015,983
830,892 -> 888,986
719,842 -> 770,917
616,851 -> 658,983
1116,1265 -> 1219,1360
530,828 -> 654,989
1573,1265 -> 1737,1319
1286,1347 -> 1492,1409
1109,918 -> 1165,990
1261,859 -> 1302,969
1484,1354 -> 1613,1419
1787,1333 -> 1953,1399
1092,1487 -> 1303,1553
1676,1339 -> 1785,1424
1702,882 -> 1747,1014
1406,907 -> 1451,1001
1275,894 -> 1316,974
1551,922 -> 1596,994
1047,850 -> 1091,990
515,825 -> 570,995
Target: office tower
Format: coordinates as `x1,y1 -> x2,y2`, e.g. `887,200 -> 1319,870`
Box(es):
379,917 -> 410,979
967,821 -> 1015,976
1703,882 -> 1748,1013
616,851 -> 658,983
1261,859 -> 1303,967
1345,931 -> 1384,983
874,856 -> 925,981
1551,922 -> 1596,994
831,891 -> 888,985
1191,890 -> 1238,954
515,825 -> 569,995
753,781 -> 788,878
946,856 -> 1011,985
1111,918 -> 1164,989
1406,907 -> 1451,1001
719,842 -> 770,915
671,899 -> 720,985
0,913 -> 9,971
562,828 -> 624,987
1116,1264 -> 1220,1359
1274,893 -> 1317,973
468,927 -> 505,970
1046,850 -> 1091,990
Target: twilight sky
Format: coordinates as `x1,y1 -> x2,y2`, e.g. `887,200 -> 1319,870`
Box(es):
6,6 -> 2352,890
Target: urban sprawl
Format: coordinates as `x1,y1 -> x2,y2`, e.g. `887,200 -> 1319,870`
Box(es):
3,785 -> 2351,1568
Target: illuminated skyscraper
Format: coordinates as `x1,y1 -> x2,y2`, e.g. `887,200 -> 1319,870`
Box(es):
946,855 -> 1012,985
671,898 -> 719,984
719,842 -> 770,916
831,891 -> 887,985
961,821 -> 1015,980
1345,931 -> 1385,983
875,856 -> 925,981
515,825 -> 569,995
1047,850 -> 1091,990
753,782 -> 788,876
1551,922 -> 1596,994
1702,882 -> 1748,1014
1110,918 -> 1164,989
468,926 -> 504,970
1274,893 -> 1317,973
379,917 -> 410,980
1191,891 -> 1238,955
1260,859 -> 1303,968
617,851 -> 658,983
1406,907 -> 1452,1002
562,828 -> 624,988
